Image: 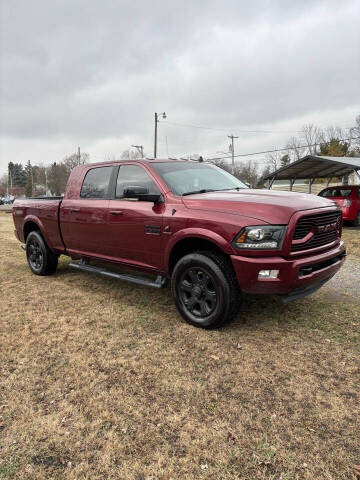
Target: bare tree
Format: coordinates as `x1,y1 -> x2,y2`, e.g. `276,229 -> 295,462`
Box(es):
210,159 -> 231,172
120,149 -> 142,160
63,152 -> 89,174
286,136 -> 305,161
350,115 -> 360,153
266,151 -> 282,172
301,124 -> 323,155
0,173 -> 8,195
234,160 -> 260,188
258,164 -> 272,188
104,154 -> 116,162
321,125 -> 345,144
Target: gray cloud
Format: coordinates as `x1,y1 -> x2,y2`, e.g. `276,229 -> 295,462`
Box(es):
0,0 -> 359,172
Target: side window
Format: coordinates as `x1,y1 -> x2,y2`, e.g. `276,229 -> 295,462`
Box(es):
80,167 -> 113,198
358,188 -> 360,198
116,165 -> 160,199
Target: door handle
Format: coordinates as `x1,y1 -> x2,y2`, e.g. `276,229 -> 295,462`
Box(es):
71,208 -> 80,212
109,210 -> 123,216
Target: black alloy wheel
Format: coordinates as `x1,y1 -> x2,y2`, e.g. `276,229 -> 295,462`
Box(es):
27,236 -> 43,271
26,230 -> 59,276
178,267 -> 217,318
171,251 -> 241,328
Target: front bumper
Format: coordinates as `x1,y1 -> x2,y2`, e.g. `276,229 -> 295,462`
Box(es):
230,241 -> 346,297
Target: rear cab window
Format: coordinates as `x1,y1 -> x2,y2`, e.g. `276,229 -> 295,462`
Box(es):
80,166 -> 113,198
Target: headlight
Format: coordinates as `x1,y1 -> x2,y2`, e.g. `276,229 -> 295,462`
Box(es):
233,225 -> 286,250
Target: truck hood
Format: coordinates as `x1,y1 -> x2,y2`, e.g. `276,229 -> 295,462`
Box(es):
182,189 -> 338,224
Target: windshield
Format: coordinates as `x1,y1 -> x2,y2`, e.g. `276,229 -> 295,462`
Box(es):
151,161 -> 247,196
320,188 -> 352,198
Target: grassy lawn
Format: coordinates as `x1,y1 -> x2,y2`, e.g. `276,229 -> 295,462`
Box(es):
0,211 -> 359,480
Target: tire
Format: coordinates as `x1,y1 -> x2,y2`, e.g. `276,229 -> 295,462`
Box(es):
26,230 -> 58,276
353,211 -> 360,227
171,250 -> 241,329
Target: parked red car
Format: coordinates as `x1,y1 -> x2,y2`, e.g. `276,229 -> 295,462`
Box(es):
13,159 -> 346,328
319,185 -> 360,226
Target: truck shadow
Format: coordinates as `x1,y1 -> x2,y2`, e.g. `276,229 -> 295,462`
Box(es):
55,258 -> 305,332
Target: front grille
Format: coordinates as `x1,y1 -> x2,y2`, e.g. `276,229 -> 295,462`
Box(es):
291,211 -> 341,252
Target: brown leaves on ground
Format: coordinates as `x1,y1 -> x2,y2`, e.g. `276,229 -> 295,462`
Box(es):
0,212 -> 359,480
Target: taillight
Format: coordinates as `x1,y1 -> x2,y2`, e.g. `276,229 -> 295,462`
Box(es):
343,199 -> 352,207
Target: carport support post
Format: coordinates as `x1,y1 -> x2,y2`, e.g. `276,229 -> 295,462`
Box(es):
308,178 -> 315,193
268,176 -> 276,190
354,169 -> 360,182
326,177 -> 333,187
289,179 -> 295,191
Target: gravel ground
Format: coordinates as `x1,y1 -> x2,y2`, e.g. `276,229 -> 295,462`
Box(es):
321,254 -> 360,304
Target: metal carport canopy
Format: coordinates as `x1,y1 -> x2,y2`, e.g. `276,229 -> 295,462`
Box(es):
263,155 -> 360,182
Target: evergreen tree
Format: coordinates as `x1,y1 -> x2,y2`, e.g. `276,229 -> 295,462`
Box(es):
319,138 -> 349,157
25,160 -> 33,197
280,154 -> 290,167
11,163 -> 27,187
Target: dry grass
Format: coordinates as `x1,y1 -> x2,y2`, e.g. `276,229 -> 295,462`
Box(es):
342,227 -> 360,257
0,212 -> 359,480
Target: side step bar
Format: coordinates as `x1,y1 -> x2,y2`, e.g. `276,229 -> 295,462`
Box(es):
69,260 -> 167,289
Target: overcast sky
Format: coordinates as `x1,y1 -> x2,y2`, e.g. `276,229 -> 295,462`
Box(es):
0,0 -> 359,175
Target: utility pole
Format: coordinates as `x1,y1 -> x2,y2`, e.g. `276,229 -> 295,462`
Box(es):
7,165 -> 12,196
228,135 -> 239,174
30,161 -> 34,197
131,145 -> 144,157
154,112 -> 166,158
77,146 -> 81,165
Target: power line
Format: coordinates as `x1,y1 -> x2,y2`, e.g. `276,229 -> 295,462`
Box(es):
206,136 -> 360,162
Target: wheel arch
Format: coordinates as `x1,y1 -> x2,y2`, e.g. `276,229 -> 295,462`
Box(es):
23,216 -> 53,250
167,230 -> 231,275
24,220 -> 41,241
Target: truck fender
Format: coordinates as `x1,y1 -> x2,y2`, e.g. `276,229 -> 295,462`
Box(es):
164,227 -> 232,273
23,215 -> 55,252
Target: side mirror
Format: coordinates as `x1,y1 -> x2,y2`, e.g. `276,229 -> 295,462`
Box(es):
123,186 -> 162,203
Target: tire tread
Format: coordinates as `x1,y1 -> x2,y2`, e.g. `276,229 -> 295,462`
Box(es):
172,249 -> 241,329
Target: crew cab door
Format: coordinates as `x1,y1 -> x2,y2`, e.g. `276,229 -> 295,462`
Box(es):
60,165 -> 114,257
106,164 -> 165,270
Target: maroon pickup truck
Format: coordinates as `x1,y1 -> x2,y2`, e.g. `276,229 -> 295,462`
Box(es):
13,159 -> 346,328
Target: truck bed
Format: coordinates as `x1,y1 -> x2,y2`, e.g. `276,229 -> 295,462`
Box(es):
12,198 -> 65,253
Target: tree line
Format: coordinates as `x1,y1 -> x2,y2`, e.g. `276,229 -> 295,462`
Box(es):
1,152 -> 89,197
201,115 -> 360,188
261,114 -> 360,182
1,115 -> 359,196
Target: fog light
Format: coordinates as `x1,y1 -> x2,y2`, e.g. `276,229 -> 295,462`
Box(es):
258,269 -> 279,279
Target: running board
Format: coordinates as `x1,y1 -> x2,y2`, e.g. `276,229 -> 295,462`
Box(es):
69,261 -> 167,289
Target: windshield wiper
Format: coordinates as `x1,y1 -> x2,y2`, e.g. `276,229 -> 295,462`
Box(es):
182,187 -> 246,196
216,187 -> 245,191
182,189 -> 217,196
